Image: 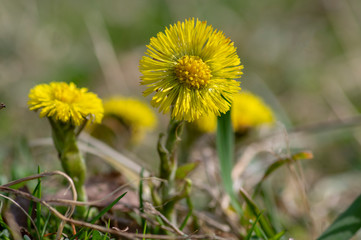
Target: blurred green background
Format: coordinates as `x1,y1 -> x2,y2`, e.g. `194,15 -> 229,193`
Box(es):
1,0 -> 361,238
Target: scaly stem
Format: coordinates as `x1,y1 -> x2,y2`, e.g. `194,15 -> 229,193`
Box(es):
157,119 -> 184,223
49,118 -> 87,215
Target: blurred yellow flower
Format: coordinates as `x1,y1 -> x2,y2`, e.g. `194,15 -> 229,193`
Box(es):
231,91 -> 274,132
103,96 -> 157,133
140,18 -> 243,122
193,114 -> 217,133
193,91 -> 275,133
28,82 -> 103,126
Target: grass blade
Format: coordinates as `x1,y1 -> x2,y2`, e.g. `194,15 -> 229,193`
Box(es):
269,230 -> 286,240
317,193 -> 361,240
216,110 -> 242,215
41,212 -> 51,238
240,188 -> 275,238
90,192 -> 127,224
175,161 -> 200,180
179,196 -> 193,231
71,192 -> 127,240
245,210 -> 264,240
36,166 -> 42,237
28,177 -> 41,234
142,220 -> 147,240
139,168 -> 145,230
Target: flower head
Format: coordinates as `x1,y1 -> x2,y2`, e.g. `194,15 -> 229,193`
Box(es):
231,91 -> 274,132
193,91 -> 275,133
103,96 -> 157,134
28,82 -> 103,126
140,18 -> 243,122
192,114 -> 217,133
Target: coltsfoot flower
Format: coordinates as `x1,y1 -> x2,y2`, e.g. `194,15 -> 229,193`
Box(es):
193,91 -> 275,133
231,91 -> 274,132
28,82 -> 103,126
192,113 -> 218,133
102,96 -> 157,141
140,18 -> 243,122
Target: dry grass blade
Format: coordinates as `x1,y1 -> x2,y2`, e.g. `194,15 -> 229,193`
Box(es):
29,135 -> 150,181
0,187 -> 228,239
144,202 -> 186,236
0,193 -> 40,240
2,171 -> 77,239
45,176 -> 164,207
85,11 -> 128,92
79,133 -> 150,177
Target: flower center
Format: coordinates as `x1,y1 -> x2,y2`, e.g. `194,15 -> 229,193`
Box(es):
175,55 -> 212,89
54,89 -> 79,103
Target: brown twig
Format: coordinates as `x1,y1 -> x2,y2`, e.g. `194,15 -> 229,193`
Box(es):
0,186 -> 227,239
3,172 -> 189,236
0,193 -> 40,240
0,186 -> 184,239
144,202 -> 186,236
176,204 -> 231,233
2,171 -> 77,239
45,176 -> 165,207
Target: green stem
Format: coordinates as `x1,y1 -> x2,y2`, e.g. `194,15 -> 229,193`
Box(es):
49,118 -> 88,215
165,119 -> 183,156
159,120 -> 183,187
180,195 -> 193,231
163,179 -> 191,222
178,125 -> 202,164
157,119 -> 184,223
60,142 -> 87,199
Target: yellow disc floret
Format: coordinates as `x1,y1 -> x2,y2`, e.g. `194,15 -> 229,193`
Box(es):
28,82 -> 104,126
175,56 -> 212,89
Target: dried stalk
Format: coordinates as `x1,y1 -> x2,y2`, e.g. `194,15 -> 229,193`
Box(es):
0,173 -> 227,240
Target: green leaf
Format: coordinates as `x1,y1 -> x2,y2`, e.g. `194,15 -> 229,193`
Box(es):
90,192 -> 127,224
175,161 -> 200,180
142,220 -> 148,240
240,188 -> 275,238
269,230 -> 286,240
71,192 -> 127,240
41,212 -> 52,238
317,193 -> 361,240
245,211 -> 265,240
216,110 -> 243,215
91,231 -> 103,240
292,151 -> 313,161
179,196 -> 193,231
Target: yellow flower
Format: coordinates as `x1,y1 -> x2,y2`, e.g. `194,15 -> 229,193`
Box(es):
140,18 -> 243,122
28,82 -> 103,126
231,91 -> 274,132
193,91 -> 275,133
192,114 -> 217,133
103,96 -> 157,133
